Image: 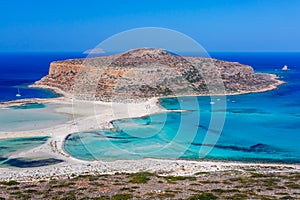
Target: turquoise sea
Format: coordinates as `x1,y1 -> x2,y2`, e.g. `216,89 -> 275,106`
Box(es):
0,52 -> 300,166
64,53 -> 300,163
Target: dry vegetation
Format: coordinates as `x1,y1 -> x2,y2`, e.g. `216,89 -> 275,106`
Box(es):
0,167 -> 299,200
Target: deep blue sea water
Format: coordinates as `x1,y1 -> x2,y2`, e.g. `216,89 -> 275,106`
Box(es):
0,53 -> 85,102
0,52 -> 299,164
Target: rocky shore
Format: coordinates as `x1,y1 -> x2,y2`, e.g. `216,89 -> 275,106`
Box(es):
1,157 -> 299,181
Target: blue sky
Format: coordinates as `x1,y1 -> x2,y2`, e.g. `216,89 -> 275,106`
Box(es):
0,0 -> 299,52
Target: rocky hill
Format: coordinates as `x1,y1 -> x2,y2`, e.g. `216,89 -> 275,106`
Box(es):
34,48 -> 282,101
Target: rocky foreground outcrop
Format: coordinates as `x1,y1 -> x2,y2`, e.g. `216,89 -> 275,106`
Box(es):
34,48 -> 282,101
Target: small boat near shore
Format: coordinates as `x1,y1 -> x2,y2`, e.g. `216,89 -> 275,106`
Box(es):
282,65 -> 289,71
16,88 -> 21,97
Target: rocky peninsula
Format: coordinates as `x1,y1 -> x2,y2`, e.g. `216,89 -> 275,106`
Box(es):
33,48 -> 283,101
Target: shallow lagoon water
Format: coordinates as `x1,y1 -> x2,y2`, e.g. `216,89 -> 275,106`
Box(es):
0,136 -> 64,168
1,157 -> 63,168
0,137 -> 49,164
9,102 -> 46,109
65,69 -> 300,163
0,103 -> 71,131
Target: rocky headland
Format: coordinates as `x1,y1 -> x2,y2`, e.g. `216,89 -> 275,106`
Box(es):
33,48 -> 283,101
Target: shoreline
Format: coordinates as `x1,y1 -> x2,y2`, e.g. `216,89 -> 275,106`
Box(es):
0,72 -> 284,108
1,157 -> 299,182
0,76 -> 293,182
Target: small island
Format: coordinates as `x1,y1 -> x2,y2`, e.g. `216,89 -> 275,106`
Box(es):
32,48 -> 283,101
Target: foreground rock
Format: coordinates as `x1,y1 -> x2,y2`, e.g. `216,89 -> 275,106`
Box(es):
33,48 -> 283,102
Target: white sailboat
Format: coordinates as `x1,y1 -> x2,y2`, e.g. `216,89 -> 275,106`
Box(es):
282,65 -> 289,71
16,88 -> 21,97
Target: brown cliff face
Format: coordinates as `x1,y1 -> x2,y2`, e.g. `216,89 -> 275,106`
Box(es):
34,48 -> 281,101
39,62 -> 84,90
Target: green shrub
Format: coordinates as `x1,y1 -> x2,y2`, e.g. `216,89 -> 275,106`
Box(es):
60,192 -> 76,200
194,172 -> 210,175
128,172 -> 154,184
285,182 -> 300,189
0,180 -> 20,186
187,193 -> 217,200
280,196 -> 295,200
250,172 -> 268,178
156,193 -> 175,198
111,193 -> 133,200
227,193 -> 248,200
